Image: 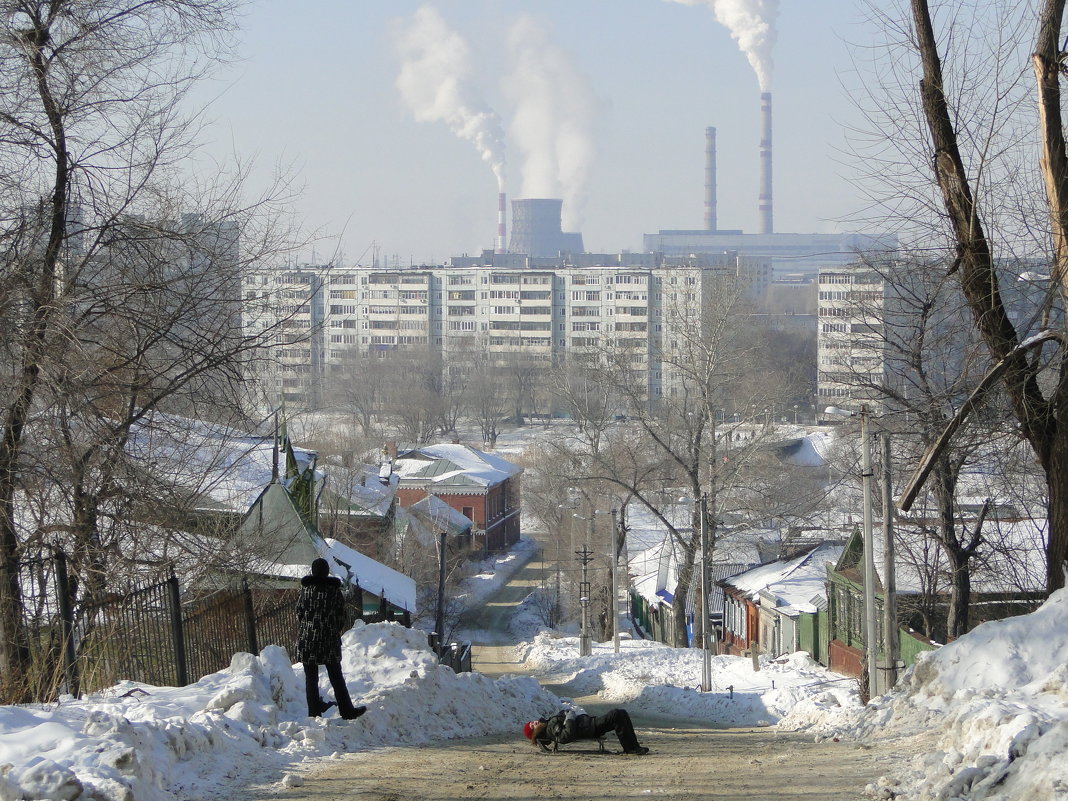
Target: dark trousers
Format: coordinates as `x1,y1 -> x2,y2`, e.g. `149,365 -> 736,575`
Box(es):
302,660 -> 356,717
591,709 -> 641,752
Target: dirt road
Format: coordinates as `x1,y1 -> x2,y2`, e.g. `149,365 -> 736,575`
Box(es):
252,556 -> 896,801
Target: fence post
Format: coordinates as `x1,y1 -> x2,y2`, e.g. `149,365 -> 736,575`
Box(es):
243,578 -> 259,655
53,549 -> 80,697
168,571 -> 188,687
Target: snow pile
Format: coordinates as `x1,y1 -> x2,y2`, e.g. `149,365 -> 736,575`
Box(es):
0,621 -> 560,801
516,631 -> 859,727
783,589 -> 1068,801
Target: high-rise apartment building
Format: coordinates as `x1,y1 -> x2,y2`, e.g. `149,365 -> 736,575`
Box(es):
244,251 -> 771,411
816,265 -> 887,410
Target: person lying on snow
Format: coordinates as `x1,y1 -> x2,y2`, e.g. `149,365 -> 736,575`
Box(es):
523,708 -> 649,755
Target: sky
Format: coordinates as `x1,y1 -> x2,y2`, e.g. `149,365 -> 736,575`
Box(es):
3,535 -> 1066,800
189,0 -> 888,266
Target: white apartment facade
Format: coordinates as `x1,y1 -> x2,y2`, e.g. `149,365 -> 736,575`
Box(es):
816,265 -> 887,411
244,252 -> 769,410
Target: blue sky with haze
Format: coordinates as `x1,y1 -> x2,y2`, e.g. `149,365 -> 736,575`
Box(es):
193,0 -> 886,265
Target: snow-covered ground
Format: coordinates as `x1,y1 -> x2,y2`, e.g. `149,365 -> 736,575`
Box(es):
2,539 -> 1066,801
790,589 -> 1068,801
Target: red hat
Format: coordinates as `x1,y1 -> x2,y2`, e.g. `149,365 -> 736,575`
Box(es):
523,720 -> 538,740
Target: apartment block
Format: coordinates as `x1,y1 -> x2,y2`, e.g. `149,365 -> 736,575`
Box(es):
244,252 -> 772,411
816,265 -> 887,410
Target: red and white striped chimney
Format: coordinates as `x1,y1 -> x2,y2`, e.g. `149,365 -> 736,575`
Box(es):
759,92 -> 773,235
704,126 -> 717,232
495,192 -> 507,254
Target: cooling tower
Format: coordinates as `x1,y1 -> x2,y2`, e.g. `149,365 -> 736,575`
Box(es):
759,92 -> 773,235
704,126 -> 717,232
496,192 -> 507,254
508,198 -> 584,257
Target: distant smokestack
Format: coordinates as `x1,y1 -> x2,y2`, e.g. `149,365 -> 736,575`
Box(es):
759,92 -> 773,235
496,192 -> 507,254
704,126 -> 717,232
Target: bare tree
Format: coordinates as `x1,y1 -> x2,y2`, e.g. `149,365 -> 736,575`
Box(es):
380,348 -> 441,444
459,341 -> 512,449
885,0 -> 1068,592
327,349 -> 390,437
0,0 -> 302,700
544,273 -> 802,647
831,252 -> 1024,636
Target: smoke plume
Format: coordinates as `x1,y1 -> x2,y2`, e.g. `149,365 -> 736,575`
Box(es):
667,0 -> 779,90
502,14 -> 599,230
394,5 -> 506,189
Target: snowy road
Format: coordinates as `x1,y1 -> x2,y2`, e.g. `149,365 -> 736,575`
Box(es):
259,554 -> 896,801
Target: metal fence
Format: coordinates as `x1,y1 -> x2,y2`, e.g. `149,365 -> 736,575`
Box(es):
15,550 -> 398,702
428,632 -> 473,673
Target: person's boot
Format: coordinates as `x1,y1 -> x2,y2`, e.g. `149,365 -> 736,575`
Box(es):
625,746 -> 649,755
341,705 -> 367,720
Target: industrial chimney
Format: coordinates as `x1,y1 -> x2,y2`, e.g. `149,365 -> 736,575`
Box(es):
759,92 -> 773,234
495,192 -> 507,254
704,126 -> 717,232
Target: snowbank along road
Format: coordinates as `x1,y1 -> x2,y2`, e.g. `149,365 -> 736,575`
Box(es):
248,555 -> 898,800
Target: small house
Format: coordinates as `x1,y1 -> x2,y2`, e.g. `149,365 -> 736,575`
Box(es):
391,443 -> 522,554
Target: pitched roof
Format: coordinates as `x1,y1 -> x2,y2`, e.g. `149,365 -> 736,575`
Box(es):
834,517 -> 1046,595
127,411 -> 318,515
722,542 -> 844,614
393,444 -> 522,489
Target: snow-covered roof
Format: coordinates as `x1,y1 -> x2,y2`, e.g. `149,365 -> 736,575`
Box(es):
722,542 -> 844,614
126,412 -> 318,515
393,444 -> 521,489
322,538 -> 417,613
407,495 -> 473,536
872,517 -> 1047,595
779,434 -> 829,467
331,464 -> 397,517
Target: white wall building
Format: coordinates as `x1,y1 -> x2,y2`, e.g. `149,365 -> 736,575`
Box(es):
816,265 -> 887,411
244,252 -> 774,412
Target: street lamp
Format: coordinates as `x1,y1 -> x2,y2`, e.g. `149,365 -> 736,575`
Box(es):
824,405 -> 879,698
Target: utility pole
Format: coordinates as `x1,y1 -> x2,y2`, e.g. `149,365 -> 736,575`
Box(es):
576,545 -> 593,657
435,529 -> 447,657
699,494 -> 712,692
860,405 -> 879,698
881,433 -> 899,688
610,510 -> 621,654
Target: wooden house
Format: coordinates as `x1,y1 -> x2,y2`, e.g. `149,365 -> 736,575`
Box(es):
719,542 -> 844,659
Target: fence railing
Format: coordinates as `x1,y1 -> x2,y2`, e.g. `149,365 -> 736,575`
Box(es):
14,549 -> 407,702
428,633 -> 473,673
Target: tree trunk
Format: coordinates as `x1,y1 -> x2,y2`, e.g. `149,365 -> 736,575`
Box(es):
670,558 -> 695,648
910,0 -> 1065,593
1047,432 -> 1068,591
945,548 -> 970,640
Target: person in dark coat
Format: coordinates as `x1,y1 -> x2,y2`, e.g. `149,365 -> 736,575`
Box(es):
295,557 -> 366,720
523,708 -> 648,755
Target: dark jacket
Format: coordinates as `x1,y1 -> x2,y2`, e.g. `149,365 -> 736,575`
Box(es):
539,710 -> 596,746
295,574 -> 347,663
